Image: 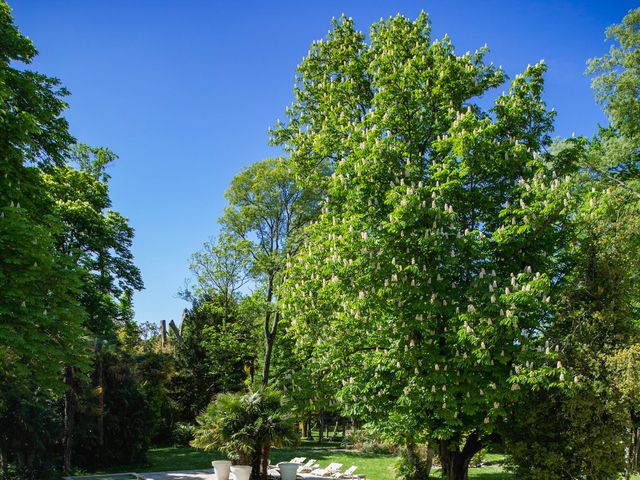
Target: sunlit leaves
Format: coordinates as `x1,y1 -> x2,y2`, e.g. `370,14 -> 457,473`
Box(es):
275,13 -> 572,447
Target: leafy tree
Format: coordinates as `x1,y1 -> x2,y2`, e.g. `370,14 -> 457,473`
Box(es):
188,234 -> 251,318
275,14 -> 573,480
170,294 -> 258,422
588,16 -> 640,479
504,10 -> 640,480
42,144 -> 144,472
0,382 -> 62,480
0,0 -> 89,400
0,4 -> 94,476
43,144 -> 143,338
220,157 -> 321,386
588,7 -> 640,143
73,347 -> 152,469
607,345 -> 640,480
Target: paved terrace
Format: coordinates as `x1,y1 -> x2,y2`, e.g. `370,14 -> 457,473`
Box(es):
66,469 -> 347,480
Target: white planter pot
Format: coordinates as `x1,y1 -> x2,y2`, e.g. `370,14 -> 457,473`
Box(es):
278,462 -> 299,480
231,465 -> 252,480
212,460 -> 232,480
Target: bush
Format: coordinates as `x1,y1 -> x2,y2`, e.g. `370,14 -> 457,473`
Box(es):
343,429 -> 396,454
172,422 -> 196,446
394,443 -> 433,480
469,448 -> 487,467
0,383 -> 62,480
73,350 -> 152,469
501,386 -> 626,480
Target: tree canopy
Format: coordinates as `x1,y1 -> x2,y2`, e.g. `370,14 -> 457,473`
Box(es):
274,13 -> 583,479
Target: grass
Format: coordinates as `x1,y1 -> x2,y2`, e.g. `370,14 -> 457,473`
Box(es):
78,445 -> 640,480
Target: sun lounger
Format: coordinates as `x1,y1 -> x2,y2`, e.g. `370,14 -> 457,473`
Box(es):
333,465 -> 358,478
310,463 -> 343,477
268,456 -> 306,469
298,459 -> 319,472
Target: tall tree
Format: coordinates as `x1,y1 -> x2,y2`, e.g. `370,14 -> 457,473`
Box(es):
42,144 -> 143,472
0,4 -> 93,476
588,15 -> 640,477
0,0 -> 91,408
220,157 -> 320,386
275,14 -> 573,480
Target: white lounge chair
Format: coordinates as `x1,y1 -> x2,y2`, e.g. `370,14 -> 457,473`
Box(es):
310,463 -> 343,477
333,466 -> 358,478
298,459 -> 319,472
268,456 -> 306,470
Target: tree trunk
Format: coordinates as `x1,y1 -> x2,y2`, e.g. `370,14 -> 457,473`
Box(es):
318,409 -> 325,444
97,350 -> 104,447
625,425 -> 640,480
251,447 -> 262,480
160,319 -> 167,351
439,431 -> 482,480
633,426 -> 640,475
0,436 -> 8,480
331,420 -> 339,440
261,275 -> 279,387
426,444 -> 435,474
261,443 -> 271,476
262,327 -> 276,386
63,366 -> 77,474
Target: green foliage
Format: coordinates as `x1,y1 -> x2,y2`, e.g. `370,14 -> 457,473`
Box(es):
503,386 -> 626,480
221,157 -> 321,274
502,9 -> 640,479
73,348 -> 154,469
188,233 -> 251,307
171,422 -> 197,446
169,294 -> 258,422
275,15 -> 571,478
1,4 -> 144,477
0,0 -> 90,397
42,144 -> 143,338
344,429 -> 396,454
217,156 -> 322,386
607,344 -> 640,478
394,443 -> 433,480
0,382 -> 62,479
588,8 -> 640,140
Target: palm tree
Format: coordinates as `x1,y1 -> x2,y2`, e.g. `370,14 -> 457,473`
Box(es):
192,388 -> 299,478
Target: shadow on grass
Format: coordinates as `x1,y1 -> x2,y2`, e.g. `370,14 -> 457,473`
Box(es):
428,474 -> 512,479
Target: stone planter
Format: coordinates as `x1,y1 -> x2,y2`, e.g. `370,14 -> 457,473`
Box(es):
278,462 -> 299,480
230,465 -> 252,480
212,460 -> 232,480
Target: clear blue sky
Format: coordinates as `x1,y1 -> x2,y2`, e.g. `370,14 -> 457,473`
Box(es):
10,0 -> 633,326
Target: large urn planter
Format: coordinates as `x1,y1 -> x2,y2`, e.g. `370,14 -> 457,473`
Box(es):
230,465 -> 252,480
212,460 -> 232,480
278,462 -> 299,480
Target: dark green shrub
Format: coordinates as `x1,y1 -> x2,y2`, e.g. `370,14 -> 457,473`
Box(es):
172,423 -> 196,446
502,386 -> 626,480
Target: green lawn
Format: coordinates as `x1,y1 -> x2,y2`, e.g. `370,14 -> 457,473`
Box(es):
82,445 -> 640,480
89,445 -> 508,479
